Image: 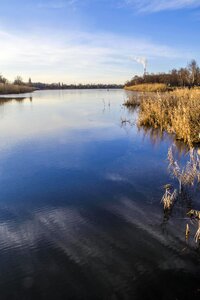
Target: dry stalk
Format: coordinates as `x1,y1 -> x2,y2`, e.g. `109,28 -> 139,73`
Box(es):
195,220 -> 200,243
168,146 -> 200,191
161,186 -> 177,209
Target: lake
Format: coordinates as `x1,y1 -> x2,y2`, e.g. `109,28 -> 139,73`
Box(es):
0,89 -> 200,299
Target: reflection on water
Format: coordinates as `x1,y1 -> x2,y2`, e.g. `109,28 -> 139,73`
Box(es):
125,104 -> 189,154
0,90 -> 200,299
0,96 -> 32,105
161,146 -> 200,249
140,126 -> 189,154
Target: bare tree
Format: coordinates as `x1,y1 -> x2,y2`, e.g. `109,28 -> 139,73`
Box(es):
14,76 -> 24,85
126,59 -> 200,87
188,60 -> 199,86
0,74 -> 8,84
178,68 -> 190,86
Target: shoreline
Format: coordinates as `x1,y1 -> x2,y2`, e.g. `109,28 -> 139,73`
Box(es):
0,83 -> 36,95
124,83 -> 170,92
0,86 -> 124,95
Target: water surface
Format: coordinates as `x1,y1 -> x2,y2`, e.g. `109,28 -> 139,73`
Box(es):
0,89 -> 200,299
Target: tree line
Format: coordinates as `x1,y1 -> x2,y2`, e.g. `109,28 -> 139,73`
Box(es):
0,75 -> 123,90
125,60 -> 200,87
31,82 -> 123,90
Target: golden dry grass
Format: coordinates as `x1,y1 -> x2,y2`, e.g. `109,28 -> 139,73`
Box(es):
124,93 -> 141,107
124,83 -> 168,92
168,146 -> 200,190
125,88 -> 200,145
0,83 -> 35,94
161,187 -> 177,209
195,220 -> 200,243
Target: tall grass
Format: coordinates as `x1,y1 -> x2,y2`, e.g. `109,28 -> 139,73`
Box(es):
168,147 -> 200,191
195,221 -> 200,243
125,89 -> 200,145
161,185 -> 177,209
125,83 -> 168,92
124,92 -> 141,107
0,83 -> 35,94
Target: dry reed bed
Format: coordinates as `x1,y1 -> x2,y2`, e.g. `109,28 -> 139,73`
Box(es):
125,83 -> 168,92
0,83 -> 35,94
126,89 -> 200,145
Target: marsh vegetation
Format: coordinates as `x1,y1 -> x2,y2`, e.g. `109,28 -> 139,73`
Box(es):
0,74 -> 35,94
0,83 -> 35,94
161,146 -> 200,243
124,85 -> 200,244
125,89 -> 200,146
124,83 -> 168,92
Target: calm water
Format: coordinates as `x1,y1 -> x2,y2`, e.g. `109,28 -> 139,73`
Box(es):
0,89 -> 200,300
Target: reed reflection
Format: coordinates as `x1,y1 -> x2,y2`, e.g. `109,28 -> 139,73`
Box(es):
0,96 -> 32,106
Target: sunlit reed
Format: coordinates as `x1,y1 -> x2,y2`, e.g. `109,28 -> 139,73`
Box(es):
168,146 -> 200,191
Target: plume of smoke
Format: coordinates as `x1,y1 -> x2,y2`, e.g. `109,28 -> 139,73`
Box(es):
131,56 -> 148,70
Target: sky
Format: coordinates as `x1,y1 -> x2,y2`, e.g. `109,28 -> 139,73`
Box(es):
0,0 -> 200,84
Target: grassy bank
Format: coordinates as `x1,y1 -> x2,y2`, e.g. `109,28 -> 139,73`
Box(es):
125,89 -> 200,145
124,83 -> 168,92
0,83 -> 35,94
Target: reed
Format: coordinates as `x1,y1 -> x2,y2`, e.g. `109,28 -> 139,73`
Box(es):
124,93 -> 141,107
195,221 -> 200,243
161,185 -> 177,209
0,83 -> 35,94
124,83 -> 168,92
168,146 -> 200,191
125,88 -> 200,145
185,223 -> 190,241
187,209 -> 200,219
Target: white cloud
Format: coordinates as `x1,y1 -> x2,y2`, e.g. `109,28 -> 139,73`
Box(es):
0,28 -> 191,83
122,0 -> 200,13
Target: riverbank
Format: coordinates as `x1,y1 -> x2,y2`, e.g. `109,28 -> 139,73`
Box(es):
0,83 -> 35,95
124,83 -> 168,92
125,88 -> 200,145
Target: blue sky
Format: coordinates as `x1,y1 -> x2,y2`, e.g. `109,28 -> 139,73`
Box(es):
0,0 -> 200,83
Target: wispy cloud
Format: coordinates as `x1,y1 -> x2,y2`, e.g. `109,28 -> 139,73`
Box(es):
0,28 -> 192,83
122,0 -> 200,13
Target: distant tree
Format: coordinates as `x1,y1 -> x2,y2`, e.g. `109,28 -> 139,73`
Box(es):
125,59 -> 200,87
0,74 -> 8,84
188,60 -> 199,86
14,76 -> 24,85
169,69 -> 179,86
28,78 -> 32,86
178,68 -> 190,86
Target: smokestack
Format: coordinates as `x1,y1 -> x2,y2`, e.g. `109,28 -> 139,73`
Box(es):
144,65 -> 147,76
131,57 -> 148,76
